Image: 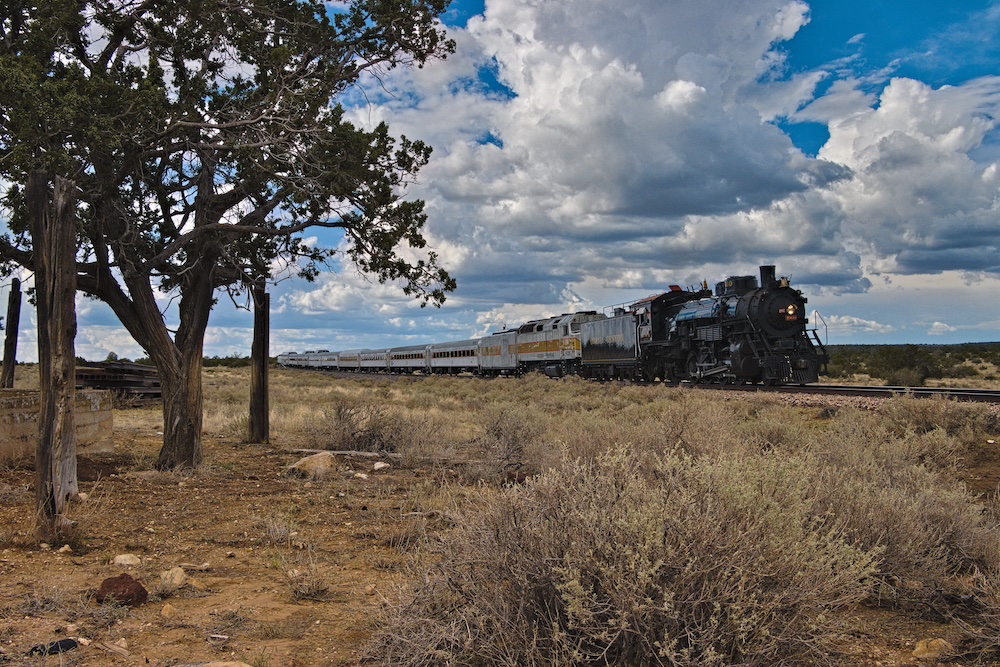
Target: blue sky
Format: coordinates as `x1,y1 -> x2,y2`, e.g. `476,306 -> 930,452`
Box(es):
3,0 -> 1000,361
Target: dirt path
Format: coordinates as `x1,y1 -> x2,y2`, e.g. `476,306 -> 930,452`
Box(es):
1,419 -> 426,667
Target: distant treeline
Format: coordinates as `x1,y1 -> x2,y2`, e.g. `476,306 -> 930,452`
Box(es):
79,353 -> 263,368
827,342 -> 1000,386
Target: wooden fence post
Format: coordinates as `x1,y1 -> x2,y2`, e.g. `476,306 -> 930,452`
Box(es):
1,277 -> 21,388
30,171 -> 79,541
248,282 -> 270,444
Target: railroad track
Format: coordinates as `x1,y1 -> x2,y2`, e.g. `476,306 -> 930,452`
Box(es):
692,383 -> 1000,404
284,367 -> 1000,403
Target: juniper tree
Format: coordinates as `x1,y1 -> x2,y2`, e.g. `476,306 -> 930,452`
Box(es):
0,0 -> 456,469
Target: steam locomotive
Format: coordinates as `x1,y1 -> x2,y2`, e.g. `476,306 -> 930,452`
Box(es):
278,265 -> 829,385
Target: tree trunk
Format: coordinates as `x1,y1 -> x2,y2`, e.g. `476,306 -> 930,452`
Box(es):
29,172 -> 79,542
248,283 -> 269,444
151,256 -> 215,470
1,277 -> 21,388
79,247 -> 214,471
155,349 -> 205,470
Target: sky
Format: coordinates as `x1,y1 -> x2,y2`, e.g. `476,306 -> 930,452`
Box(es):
3,0 -> 1000,361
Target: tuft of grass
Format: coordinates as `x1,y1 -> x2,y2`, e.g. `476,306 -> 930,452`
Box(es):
280,550 -> 332,602
253,513 -> 299,547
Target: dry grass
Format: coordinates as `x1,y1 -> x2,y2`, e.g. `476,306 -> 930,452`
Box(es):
9,364 -> 1000,664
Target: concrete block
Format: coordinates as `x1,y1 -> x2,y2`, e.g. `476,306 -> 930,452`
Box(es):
0,389 -> 113,461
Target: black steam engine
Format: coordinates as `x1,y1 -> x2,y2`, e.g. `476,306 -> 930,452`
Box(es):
580,265 -> 828,384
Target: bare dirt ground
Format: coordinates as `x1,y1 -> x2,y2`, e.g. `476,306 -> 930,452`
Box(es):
1,404 -> 431,667
1,370 -> 1000,666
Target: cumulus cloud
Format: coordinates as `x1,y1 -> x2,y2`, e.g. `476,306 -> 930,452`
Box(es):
262,0 -> 1000,351
928,321 -> 958,336
802,76 -> 1000,275
823,314 -> 895,335
348,0 -> 864,307
15,0 -> 997,354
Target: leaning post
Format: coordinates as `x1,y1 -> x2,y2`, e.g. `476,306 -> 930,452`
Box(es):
30,172 -> 80,541
1,277 -> 21,388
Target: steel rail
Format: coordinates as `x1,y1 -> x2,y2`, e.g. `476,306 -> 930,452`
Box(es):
685,382 -> 1000,403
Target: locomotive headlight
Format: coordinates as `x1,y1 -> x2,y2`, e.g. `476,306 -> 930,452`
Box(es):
786,304 -> 797,317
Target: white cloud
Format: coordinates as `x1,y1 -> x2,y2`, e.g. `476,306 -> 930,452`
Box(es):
928,321 -> 958,336
822,313 -> 895,335
11,0 -> 1000,356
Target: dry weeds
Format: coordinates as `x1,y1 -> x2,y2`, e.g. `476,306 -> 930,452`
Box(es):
2,366 -> 1000,666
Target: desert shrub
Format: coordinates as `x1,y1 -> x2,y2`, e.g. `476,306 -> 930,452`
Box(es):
946,363 -> 981,379
871,395 -> 1000,450
472,405 -> 547,482
809,410 -> 1000,602
882,366 -> 927,387
308,401 -> 436,453
367,447 -> 876,667
734,407 -> 815,454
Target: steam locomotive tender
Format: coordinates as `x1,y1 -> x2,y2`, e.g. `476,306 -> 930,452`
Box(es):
278,265 -> 828,385
580,265 -> 828,384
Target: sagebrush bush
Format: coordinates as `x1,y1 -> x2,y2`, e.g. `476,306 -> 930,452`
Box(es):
472,405 -> 547,482
305,400 -> 438,454
367,447 -> 877,667
809,408 -> 1000,603
875,395 -> 1000,442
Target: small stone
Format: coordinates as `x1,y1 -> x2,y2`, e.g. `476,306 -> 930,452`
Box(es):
64,623 -> 79,635
364,583 -> 377,595
77,492 -> 89,501
913,638 -> 953,661
158,566 -> 188,592
96,573 -> 148,607
57,545 -> 73,554
373,461 -> 390,471
160,603 -> 178,619
114,638 -> 128,649
26,639 -> 77,656
287,451 -> 342,480
354,472 -> 369,480
112,554 -> 141,567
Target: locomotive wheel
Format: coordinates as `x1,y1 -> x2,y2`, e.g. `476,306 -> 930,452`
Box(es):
643,357 -> 662,382
685,355 -> 700,384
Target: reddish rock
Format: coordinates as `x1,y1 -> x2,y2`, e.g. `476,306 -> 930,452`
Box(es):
96,573 -> 148,607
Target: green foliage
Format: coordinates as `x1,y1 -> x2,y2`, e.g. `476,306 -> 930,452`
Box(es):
203,354 -> 252,368
0,0 -> 457,468
0,0 -> 457,303
828,342 -> 1000,385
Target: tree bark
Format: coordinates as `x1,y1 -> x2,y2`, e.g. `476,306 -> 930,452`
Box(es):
1,277 -> 21,388
248,283 -> 270,444
155,348 -> 205,470
151,253 -> 216,470
29,172 -> 79,541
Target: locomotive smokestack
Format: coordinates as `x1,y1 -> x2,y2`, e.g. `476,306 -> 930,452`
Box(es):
760,265 -> 776,287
